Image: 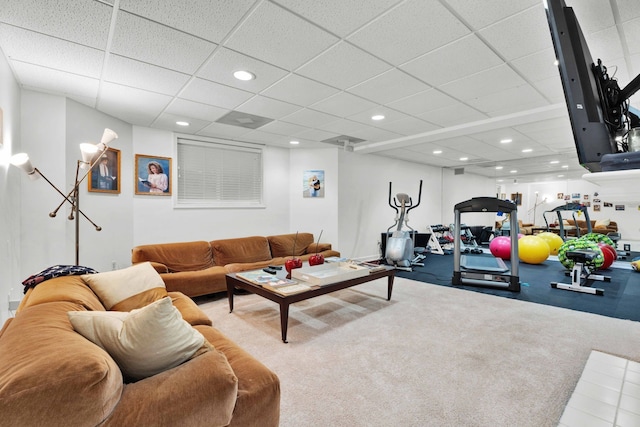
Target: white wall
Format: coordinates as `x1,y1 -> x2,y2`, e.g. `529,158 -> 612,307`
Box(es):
0,49 -> 21,323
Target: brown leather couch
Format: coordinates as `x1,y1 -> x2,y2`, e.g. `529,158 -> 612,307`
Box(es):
131,233 -> 340,298
566,219 -> 618,236
0,275 -> 280,426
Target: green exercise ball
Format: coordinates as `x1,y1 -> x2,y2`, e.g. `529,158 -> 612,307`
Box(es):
557,239 -> 604,270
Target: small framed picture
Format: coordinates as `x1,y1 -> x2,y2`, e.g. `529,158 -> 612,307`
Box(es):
135,154 -> 171,196
88,147 -> 121,194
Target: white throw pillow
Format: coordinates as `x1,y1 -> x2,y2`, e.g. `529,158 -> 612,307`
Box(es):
82,262 -> 167,311
594,219 -> 611,228
68,297 -> 205,381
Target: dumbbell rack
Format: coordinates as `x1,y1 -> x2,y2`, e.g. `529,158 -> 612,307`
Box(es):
427,225 -> 453,255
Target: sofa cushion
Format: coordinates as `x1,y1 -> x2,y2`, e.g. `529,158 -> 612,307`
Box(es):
68,297 -> 205,381
268,233 -> 315,257
82,262 -> 168,311
594,219 -> 611,229
0,301 -> 123,427
132,241 -> 215,272
168,291 -> 212,326
19,275 -> 106,311
210,236 -> 272,265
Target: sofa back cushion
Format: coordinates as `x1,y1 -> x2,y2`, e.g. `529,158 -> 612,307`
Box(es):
268,233 -> 315,257
20,275 -> 106,311
0,301 -> 123,427
132,241 -> 214,272
210,236 -> 272,265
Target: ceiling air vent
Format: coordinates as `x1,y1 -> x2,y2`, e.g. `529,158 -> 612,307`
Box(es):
454,168 -> 465,175
215,111 -> 273,129
320,135 -> 366,150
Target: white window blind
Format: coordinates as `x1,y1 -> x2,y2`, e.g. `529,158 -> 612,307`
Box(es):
177,138 -> 263,207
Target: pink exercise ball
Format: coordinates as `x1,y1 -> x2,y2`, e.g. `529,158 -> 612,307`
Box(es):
489,236 -> 512,259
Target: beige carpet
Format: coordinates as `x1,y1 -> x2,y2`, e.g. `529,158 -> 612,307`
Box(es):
197,278 -> 640,427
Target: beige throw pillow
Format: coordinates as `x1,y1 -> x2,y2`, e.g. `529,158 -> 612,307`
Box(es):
68,297 -> 205,381
81,262 -> 167,311
594,219 -> 611,229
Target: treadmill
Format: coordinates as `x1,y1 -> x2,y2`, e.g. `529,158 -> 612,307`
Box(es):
452,197 -> 520,292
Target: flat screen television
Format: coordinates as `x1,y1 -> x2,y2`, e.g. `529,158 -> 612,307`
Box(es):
545,0 -> 640,172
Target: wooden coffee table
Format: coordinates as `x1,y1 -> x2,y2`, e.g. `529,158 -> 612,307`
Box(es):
225,266 -> 395,343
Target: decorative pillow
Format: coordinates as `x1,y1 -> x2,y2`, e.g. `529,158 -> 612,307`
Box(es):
68,297 -> 205,381
81,262 -> 167,311
594,219 -> 611,229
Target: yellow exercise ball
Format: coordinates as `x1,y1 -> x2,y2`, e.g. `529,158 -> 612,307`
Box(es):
518,235 -> 550,264
536,232 -> 564,256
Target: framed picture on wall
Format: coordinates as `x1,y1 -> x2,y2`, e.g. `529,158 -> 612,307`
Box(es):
88,147 -> 121,194
303,170 -> 324,198
135,154 -> 171,196
510,193 -> 522,206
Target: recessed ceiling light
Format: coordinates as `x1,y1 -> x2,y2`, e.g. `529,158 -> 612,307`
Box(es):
522,148 -> 533,153
553,60 -> 559,66
460,157 -> 468,161
495,166 -> 503,170
550,160 -> 559,164
289,140 -> 300,145
433,150 -> 442,154
562,165 -> 568,168
510,170 -> 517,173
233,70 -> 255,81
500,139 -> 512,144
557,174 -> 564,178
176,121 -> 190,126
371,114 -> 385,121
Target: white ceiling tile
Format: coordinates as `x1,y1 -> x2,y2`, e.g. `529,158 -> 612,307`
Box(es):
297,42 -> 392,89
225,1 -> 339,71
616,0 -> 640,22
510,48 -> 560,83
236,95 -> 301,119
445,0 -> 540,30
347,69 -> 431,104
197,48 -> 289,93
258,121 -> 309,136
418,104 -> 488,127
467,85 -> 548,115
310,92 -> 377,117
315,118 -> 367,135
180,78 -> 254,109
97,82 -> 172,126
479,6 -> 552,61
0,26 -> 104,78
348,0 -> 469,65
111,11 -> 216,74
13,62 -> 99,100
165,99 -> 229,122
439,64 -> 527,101
567,0 -> 615,33
280,108 -> 338,127
532,76 -> 565,103
401,35 -> 504,87
0,0 -> 112,49
292,128 -> 340,142
261,74 -> 340,106
375,116 -> 439,135
242,129 -> 291,145
152,113 -> 210,134
105,55 -> 190,96
197,122 -> 253,138
118,0 -> 255,43
586,27 -> 624,64
347,108 -> 409,127
387,89 -> 459,116
275,0 -> 400,37
348,126 -> 403,142
623,19 -> 640,55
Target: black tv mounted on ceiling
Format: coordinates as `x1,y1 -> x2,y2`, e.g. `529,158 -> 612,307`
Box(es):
545,0 -> 640,172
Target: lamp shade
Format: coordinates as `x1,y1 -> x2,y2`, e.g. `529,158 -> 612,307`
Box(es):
10,153 -> 39,180
100,128 -> 118,146
79,143 -> 100,168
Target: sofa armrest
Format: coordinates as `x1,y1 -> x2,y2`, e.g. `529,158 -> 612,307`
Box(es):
306,242 -> 331,253
134,261 -> 169,274
103,350 -> 238,427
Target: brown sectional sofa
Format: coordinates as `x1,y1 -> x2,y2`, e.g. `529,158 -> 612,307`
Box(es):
0,275 -> 280,426
131,233 -> 340,298
566,219 -> 618,236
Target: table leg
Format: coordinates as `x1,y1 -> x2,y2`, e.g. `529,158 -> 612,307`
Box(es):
227,284 -> 235,313
280,302 -> 290,343
387,274 -> 395,300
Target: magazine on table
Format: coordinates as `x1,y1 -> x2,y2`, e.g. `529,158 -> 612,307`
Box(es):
236,271 -> 298,288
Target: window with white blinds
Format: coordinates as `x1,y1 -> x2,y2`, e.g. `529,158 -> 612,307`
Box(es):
177,138 -> 263,207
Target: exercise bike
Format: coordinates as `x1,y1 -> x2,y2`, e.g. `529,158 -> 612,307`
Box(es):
384,180 -> 426,271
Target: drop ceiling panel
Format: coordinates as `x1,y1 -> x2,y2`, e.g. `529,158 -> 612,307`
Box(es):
623,19 -> 640,55
347,108 -> 409,127
153,113 -> 210,134
0,0 -> 111,49
293,128 -> 340,142
280,108 -> 338,128
375,117 -> 439,135
387,89 -> 459,116
0,26 -> 104,78
197,48 -> 289,93
418,104 -> 487,127
347,68 -> 431,105
310,92 -> 377,117
12,62 -> 99,99
98,82 -> 172,127
236,95 -> 301,119
315,118 -> 367,135
445,0 -> 540,30
511,48 -> 562,83
478,6 -> 556,61
105,55 -> 190,96
118,0 -> 255,43
469,86 -> 548,116
586,27 -> 624,63
180,78 -> 254,110
616,1 -> 640,22
224,1 -> 339,71
400,35 -> 504,87
296,42 -> 392,89
258,121 -> 308,136
439,64 -> 527,101
348,126 -> 402,142
111,11 -> 216,74
197,121 -> 253,138
261,74 -> 340,106
165,99 -> 230,122
568,0 -> 615,33
348,0 -> 470,65
275,0 -> 401,38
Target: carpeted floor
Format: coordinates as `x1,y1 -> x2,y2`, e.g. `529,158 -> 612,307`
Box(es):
394,253 -> 640,321
197,277 -> 640,426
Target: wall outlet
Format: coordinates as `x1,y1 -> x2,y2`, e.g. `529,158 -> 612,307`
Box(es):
112,261 -> 117,270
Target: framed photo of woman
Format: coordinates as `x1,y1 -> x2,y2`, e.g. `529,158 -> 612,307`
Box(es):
88,147 -> 121,194
135,154 -> 171,196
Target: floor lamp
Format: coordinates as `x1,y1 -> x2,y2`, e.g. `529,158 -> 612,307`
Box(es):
10,128 -> 118,265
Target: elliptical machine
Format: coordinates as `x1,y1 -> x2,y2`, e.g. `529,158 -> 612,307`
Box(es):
385,180 -> 424,271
